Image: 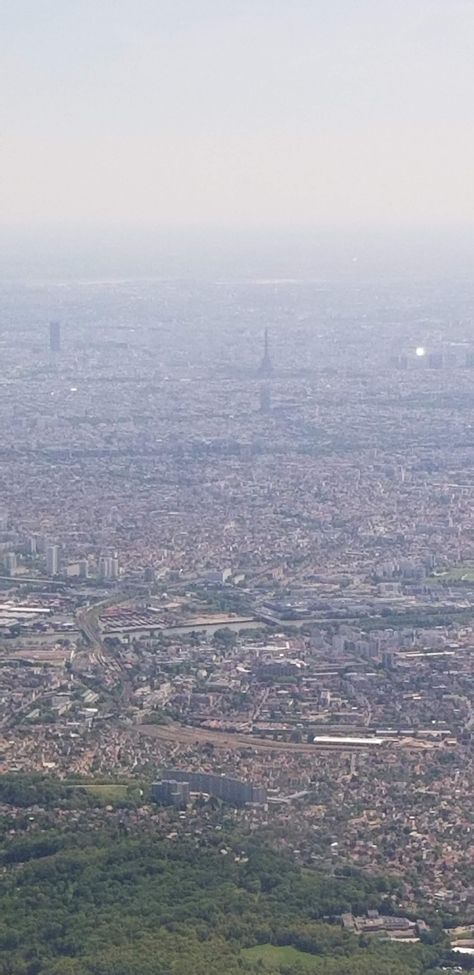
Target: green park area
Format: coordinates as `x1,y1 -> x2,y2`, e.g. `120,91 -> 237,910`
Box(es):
433,565 -> 474,583
243,943 -> 325,970
76,783 -> 130,802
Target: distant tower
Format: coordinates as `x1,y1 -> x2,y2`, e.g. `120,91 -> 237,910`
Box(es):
79,559 -> 89,579
49,321 -> 61,353
258,328 -> 273,378
110,555 -> 119,580
259,384 -> 271,414
5,553 -> 17,577
46,544 -> 60,576
98,556 -> 111,580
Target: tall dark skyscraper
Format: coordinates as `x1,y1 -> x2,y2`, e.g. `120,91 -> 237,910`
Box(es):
49,321 -> 61,353
258,328 -> 273,378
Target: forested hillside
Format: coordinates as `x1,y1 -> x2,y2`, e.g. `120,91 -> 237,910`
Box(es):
0,824 -> 459,975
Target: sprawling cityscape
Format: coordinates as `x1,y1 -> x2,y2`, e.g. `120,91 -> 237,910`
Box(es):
2,0 -> 473,969
0,271 -> 472,966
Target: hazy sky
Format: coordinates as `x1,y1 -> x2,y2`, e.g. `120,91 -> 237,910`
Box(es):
2,0 -> 474,229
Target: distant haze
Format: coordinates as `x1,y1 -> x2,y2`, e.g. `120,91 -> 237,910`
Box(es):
1,0 -> 474,231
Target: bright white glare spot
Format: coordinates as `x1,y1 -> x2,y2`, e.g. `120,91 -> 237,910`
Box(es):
415,346 -> 426,357
70,387 -> 78,392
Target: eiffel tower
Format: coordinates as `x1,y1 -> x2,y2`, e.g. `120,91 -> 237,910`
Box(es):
258,328 -> 273,378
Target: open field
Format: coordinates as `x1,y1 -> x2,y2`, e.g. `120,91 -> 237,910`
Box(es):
433,565 -> 474,582
242,944 -> 321,971
82,784 -> 129,800
66,783 -> 129,802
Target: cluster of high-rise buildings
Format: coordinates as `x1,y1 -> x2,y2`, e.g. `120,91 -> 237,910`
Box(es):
1,517 -> 120,582
98,553 -> 120,581
2,540 -> 60,577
